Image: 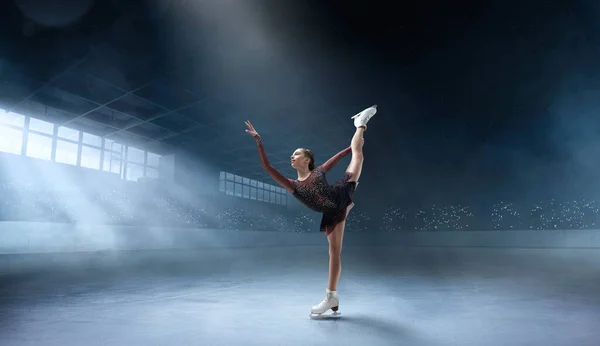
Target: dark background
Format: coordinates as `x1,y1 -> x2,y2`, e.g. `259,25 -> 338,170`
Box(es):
1,0 -> 600,216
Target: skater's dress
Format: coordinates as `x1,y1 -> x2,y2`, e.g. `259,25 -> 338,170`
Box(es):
253,135 -> 357,235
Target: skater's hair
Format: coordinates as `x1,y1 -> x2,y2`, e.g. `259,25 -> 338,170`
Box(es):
300,148 -> 315,171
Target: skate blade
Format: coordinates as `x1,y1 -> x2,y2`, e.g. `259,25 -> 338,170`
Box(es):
309,311 -> 341,320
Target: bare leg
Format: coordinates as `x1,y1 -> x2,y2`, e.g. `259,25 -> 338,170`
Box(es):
322,127 -> 365,294
346,127 -> 365,183
326,220 -> 346,291
325,127 -> 365,291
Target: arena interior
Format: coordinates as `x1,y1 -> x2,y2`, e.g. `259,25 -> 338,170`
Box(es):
1,1 -> 600,345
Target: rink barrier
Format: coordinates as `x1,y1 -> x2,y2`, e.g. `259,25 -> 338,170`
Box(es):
2,222 -> 600,255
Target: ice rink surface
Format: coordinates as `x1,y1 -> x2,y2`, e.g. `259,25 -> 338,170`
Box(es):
1,245 -> 600,346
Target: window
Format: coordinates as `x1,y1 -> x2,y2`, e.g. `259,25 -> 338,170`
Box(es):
82,133 -> 101,147
0,110 -> 161,182
218,171 -> 286,206
0,111 -> 25,127
127,146 -> 145,164
0,126 -> 23,154
58,126 -> 80,141
26,133 -> 52,160
29,118 -> 54,134
147,152 -> 160,167
80,146 -> 101,170
146,167 -> 159,179
55,140 -> 78,165
257,189 -> 264,201
126,162 -> 144,181
102,152 -> 122,174
104,139 -> 122,153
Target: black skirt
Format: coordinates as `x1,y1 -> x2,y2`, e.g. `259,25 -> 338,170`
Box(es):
320,172 -> 357,235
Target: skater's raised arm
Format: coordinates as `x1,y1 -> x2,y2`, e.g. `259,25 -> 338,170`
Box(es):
319,147 -> 352,174
245,121 -> 294,193
253,136 -> 295,193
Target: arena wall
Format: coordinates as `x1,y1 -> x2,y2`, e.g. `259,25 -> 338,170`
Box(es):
2,221 -> 600,256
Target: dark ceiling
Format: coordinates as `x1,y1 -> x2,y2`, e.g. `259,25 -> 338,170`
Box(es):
0,0 -> 398,183
3,0 -> 598,201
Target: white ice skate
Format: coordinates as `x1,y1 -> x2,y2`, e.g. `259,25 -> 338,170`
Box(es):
309,289 -> 341,319
351,104 -> 377,130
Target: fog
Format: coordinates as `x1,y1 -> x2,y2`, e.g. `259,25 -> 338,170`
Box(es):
2,1 -> 600,345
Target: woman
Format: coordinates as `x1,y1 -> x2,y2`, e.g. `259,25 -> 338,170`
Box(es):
244,105 -> 377,317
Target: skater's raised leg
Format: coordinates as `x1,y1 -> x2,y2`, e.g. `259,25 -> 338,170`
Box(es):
312,121 -> 370,316
320,127 -> 365,294
345,127 -> 366,183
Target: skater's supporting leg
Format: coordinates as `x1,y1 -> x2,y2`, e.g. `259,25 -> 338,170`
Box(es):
346,127 -> 365,183
327,220 -> 346,291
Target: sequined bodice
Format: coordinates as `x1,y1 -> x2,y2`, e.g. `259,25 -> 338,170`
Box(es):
252,135 -> 351,213
292,168 -> 338,212
252,135 -> 354,234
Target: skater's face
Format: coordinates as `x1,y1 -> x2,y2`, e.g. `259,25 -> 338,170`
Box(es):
291,149 -> 311,169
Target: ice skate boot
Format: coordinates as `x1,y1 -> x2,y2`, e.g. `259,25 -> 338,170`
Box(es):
351,105 -> 377,130
309,289 -> 341,319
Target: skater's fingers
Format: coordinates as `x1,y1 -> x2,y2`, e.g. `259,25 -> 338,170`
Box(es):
245,128 -> 258,137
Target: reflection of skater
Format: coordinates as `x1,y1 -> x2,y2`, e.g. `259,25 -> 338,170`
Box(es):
245,105 -> 377,318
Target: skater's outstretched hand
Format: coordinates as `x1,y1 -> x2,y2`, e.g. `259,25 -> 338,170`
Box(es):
245,120 -> 259,137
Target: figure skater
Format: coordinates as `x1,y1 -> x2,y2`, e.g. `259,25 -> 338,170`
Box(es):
244,105 -> 377,317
